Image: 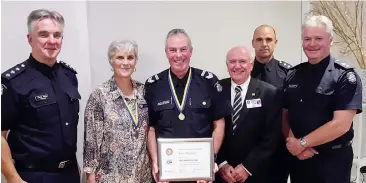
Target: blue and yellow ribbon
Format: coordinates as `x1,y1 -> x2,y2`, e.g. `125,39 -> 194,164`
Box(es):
121,96 -> 138,127
168,68 -> 192,120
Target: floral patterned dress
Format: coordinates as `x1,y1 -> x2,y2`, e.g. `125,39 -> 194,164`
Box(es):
83,77 -> 152,183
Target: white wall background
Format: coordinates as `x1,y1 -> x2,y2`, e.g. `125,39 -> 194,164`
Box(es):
1,1 -> 364,182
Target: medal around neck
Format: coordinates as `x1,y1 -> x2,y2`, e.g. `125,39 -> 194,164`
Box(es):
168,68 -> 192,121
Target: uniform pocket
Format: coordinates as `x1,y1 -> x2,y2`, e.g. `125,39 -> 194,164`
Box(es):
29,93 -> 58,120
152,100 -> 174,126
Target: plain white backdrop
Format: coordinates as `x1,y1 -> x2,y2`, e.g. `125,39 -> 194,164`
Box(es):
1,1 -> 364,182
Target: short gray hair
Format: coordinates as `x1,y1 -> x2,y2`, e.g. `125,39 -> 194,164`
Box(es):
27,9 -> 65,34
165,28 -> 193,50
225,46 -> 255,64
107,40 -> 138,64
302,15 -> 334,38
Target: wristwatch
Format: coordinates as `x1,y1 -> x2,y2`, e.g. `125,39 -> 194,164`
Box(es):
299,137 -> 307,148
214,153 -> 217,162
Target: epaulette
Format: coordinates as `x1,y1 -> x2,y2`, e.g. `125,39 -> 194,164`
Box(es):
334,60 -> 353,69
1,62 -> 27,80
59,61 -> 77,74
278,61 -> 292,69
146,74 -> 160,84
200,70 -> 215,80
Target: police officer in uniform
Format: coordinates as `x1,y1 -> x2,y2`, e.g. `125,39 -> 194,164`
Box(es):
283,15 -> 362,183
251,24 -> 292,183
145,29 -> 230,183
1,9 -> 81,183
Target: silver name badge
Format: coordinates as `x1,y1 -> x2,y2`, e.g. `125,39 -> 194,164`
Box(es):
35,94 -> 49,101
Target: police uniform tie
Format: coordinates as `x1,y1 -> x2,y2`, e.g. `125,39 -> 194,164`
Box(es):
232,86 -> 243,130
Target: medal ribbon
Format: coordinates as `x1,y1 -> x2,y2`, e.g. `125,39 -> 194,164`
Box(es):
168,68 -> 192,114
121,96 -> 139,127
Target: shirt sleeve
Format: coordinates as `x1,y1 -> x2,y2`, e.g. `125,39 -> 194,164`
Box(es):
334,70 -> 362,114
210,77 -> 231,121
83,89 -> 103,173
1,78 -> 20,131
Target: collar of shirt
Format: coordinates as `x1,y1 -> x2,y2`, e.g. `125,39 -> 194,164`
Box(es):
109,77 -> 138,101
170,68 -> 189,88
308,55 -> 330,72
230,76 -> 251,106
253,57 -> 276,72
27,54 -> 57,78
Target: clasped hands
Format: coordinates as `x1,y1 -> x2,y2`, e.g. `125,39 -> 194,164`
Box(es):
219,164 -> 249,183
286,137 -> 319,160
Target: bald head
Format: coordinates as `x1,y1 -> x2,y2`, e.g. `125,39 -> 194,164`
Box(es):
226,46 -> 254,85
226,46 -> 253,63
252,24 -> 278,63
253,24 -> 277,40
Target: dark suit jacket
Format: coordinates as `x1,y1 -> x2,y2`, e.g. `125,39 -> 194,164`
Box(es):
216,78 -> 282,183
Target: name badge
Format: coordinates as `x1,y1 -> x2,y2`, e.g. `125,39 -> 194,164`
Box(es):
245,98 -> 262,108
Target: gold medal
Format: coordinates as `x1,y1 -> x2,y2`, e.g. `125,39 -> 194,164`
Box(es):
178,113 -> 185,120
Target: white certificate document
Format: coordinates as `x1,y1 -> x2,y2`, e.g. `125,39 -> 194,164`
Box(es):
158,138 -> 214,181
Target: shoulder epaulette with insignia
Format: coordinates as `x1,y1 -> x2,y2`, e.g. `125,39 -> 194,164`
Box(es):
278,61 -> 293,69
1,62 -> 27,80
146,74 -> 160,84
59,61 -> 77,74
334,60 -> 353,69
200,70 -> 215,80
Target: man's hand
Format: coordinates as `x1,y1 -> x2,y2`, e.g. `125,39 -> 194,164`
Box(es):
286,137 -> 305,156
233,165 -> 249,183
151,162 -> 168,183
296,147 -> 319,160
219,164 -> 237,183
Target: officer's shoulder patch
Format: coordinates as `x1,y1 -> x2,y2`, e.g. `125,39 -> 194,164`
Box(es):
1,62 -> 27,80
214,81 -> 223,92
59,61 -> 77,74
278,61 -> 292,69
346,71 -> 357,84
1,84 -> 7,95
200,70 -> 216,80
146,74 -> 160,84
334,60 -> 353,69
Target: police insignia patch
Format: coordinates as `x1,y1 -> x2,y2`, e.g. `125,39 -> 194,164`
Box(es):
1,84 -> 6,95
347,72 -> 356,84
1,84 -> 8,95
215,82 -> 222,92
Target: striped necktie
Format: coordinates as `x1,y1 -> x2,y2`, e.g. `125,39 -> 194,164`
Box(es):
232,86 -> 243,130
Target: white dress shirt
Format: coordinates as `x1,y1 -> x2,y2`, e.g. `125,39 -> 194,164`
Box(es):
219,77 -> 252,176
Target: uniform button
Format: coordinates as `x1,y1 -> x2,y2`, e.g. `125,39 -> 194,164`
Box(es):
65,122 -> 69,126
300,99 -> 303,102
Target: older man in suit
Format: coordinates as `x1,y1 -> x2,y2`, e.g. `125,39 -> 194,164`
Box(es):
216,46 -> 282,183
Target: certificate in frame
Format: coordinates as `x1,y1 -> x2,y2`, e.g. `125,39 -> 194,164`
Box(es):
157,138 -> 214,182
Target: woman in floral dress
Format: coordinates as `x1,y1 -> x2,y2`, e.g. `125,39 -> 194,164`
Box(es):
83,40 -> 152,183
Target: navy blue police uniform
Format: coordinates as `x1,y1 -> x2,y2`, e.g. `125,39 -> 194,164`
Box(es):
251,58 -> 292,183
145,67 -> 231,182
283,55 -> 362,183
1,54 -> 81,183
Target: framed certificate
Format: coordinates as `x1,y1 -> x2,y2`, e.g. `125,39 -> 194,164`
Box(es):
157,138 -> 214,182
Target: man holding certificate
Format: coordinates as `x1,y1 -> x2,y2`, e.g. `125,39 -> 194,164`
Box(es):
145,28 -> 230,183
216,46 -> 282,183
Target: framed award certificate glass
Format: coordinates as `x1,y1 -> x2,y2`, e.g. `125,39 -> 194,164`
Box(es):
157,138 -> 214,181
